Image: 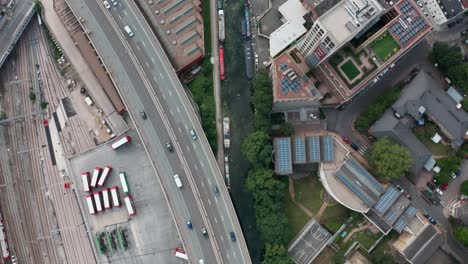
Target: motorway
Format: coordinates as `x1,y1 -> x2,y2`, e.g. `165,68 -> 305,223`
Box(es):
0,0 -> 34,68
65,0 -> 251,263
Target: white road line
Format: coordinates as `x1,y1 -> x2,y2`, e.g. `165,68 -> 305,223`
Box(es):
214,217 -> 218,223
221,215 -> 225,222
123,10 -> 128,16
159,72 -> 164,79
176,106 -> 181,113
135,45 -> 140,52
194,164 -> 198,171
142,42 -> 147,48
201,181 -> 205,187
169,109 -> 174,116
184,124 -> 188,130
178,127 -> 182,133
186,145 -> 190,151
162,93 -> 167,100
145,61 -> 149,67
168,90 -> 173,96
117,13 -> 122,19
207,179 -> 211,185
208,199 -> 211,205
200,160 -> 205,168
221,236 -> 224,242
151,57 -> 155,63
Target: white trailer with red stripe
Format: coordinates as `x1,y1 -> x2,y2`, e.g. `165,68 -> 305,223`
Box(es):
124,195 -> 136,216
82,172 -> 91,192
110,187 -> 121,207
86,195 -> 96,215
111,136 -> 131,150
94,192 -> 103,213
174,248 -> 188,260
90,167 -> 102,188
0,212 -> 9,260
102,188 -> 112,209
97,166 -> 112,187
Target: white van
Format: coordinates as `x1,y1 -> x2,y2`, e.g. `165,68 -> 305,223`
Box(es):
174,174 -> 182,188
124,26 -> 134,37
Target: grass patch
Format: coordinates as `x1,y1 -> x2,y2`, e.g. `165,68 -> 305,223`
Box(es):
283,184 -> 310,242
340,59 -> 361,81
371,32 -> 400,62
201,0 -> 211,53
320,203 -> 350,233
414,123 -> 455,156
293,176 -> 324,214
354,85 -> 403,133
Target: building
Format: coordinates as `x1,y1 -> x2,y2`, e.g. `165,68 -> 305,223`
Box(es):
136,0 -> 204,73
297,0 -> 385,68
269,0 -> 310,58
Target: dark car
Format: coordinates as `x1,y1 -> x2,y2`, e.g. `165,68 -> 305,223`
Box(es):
202,228 -> 208,238
186,219 -> 193,229
422,210 -> 429,218
429,217 -> 437,225
395,185 -> 404,193
440,182 -> 448,191
140,111 -> 147,120
455,169 -> 461,177
166,142 -> 173,152
229,232 -> 236,242
404,193 -> 412,200
213,186 -> 220,197
427,182 -> 436,190
350,143 -> 359,151
456,18 -> 463,24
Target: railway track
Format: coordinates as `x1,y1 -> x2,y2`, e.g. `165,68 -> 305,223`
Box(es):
0,17 -> 96,263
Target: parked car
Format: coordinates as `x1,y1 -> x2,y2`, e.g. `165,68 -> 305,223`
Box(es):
428,217 -> 437,225
440,182 -> 448,191
422,210 -> 430,218
455,169 -> 461,177
427,182 -> 436,190
103,0 -> 111,9
435,188 -> 443,196
395,185 -> 404,193
404,193 -> 412,200
343,136 -> 351,144
350,142 -> 359,151
140,111 -> 147,120
229,232 -> 236,242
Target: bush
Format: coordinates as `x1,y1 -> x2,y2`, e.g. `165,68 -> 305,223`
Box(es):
355,86 -> 402,132
368,138 -> 412,180
460,180 -> 468,196
435,156 -> 462,184
29,92 -> 36,102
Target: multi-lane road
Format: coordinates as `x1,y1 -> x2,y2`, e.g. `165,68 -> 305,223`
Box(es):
64,0 -> 251,263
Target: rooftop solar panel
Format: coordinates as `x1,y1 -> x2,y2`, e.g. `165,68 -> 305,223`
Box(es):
308,136 -> 320,162
321,136 -> 334,162
385,210 -> 400,224
394,218 -> 407,232
405,206 -> 417,217
374,187 -> 401,215
336,173 -> 374,206
346,159 -> 385,195
275,138 -> 292,175
293,137 -> 306,164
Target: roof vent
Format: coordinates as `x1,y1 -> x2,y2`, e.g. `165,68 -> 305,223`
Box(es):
167,30 -> 171,35
173,40 -> 177,45
456,103 -> 462,109
160,20 -> 165,25
155,10 -> 160,15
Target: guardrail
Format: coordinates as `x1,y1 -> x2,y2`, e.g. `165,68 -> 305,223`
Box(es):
0,5 -> 35,69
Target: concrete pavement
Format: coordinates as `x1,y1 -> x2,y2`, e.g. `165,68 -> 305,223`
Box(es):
63,0 -> 251,263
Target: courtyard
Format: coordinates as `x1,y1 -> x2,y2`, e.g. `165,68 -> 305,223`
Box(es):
371,32 -> 401,62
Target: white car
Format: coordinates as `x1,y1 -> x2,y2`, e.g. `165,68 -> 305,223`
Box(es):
103,1 -> 111,9
110,0 -> 118,6
435,188 -> 443,196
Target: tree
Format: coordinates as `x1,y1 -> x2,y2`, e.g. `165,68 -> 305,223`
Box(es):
256,211 -> 289,245
454,226 -> 468,246
447,63 -> 468,91
246,168 -> 285,199
462,98 -> 468,114
262,244 -> 292,264
370,252 -> 394,264
242,131 -> 270,164
251,69 -> 273,131
368,138 -> 412,180
431,42 -> 463,72
277,122 -> 294,137
460,180 -> 468,196
40,101 -> 49,109
257,144 -> 273,168
435,156 -> 461,184
29,91 -> 36,102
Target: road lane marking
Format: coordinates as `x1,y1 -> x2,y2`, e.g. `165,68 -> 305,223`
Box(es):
201,181 -> 205,187
200,160 -> 205,168
208,199 -> 211,205
221,236 -> 224,242
162,93 -> 167,100
207,179 -> 211,185
117,13 -> 122,19
178,127 -> 182,133
135,45 -> 140,52
170,109 -> 173,116
151,57 -> 155,63
123,10 -> 128,16
186,145 -> 190,151
221,216 -> 224,222
184,124 -> 188,130
142,42 -> 147,48
214,217 -> 218,223
194,164 -> 198,171
168,90 -> 173,96
145,61 -> 149,67
176,106 -> 181,113
159,73 -> 164,79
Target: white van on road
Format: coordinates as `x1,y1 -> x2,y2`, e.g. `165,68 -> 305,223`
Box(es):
124,25 -> 134,37
174,174 -> 183,188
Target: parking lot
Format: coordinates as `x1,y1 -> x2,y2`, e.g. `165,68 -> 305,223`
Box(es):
288,219 -> 331,264
69,130 -> 181,263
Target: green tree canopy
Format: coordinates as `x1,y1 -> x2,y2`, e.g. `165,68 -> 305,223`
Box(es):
368,138 -> 412,180
251,69 -> 273,131
246,168 -> 286,202
454,226 -> 468,246
262,243 -> 292,264
435,156 -> 462,184
431,42 -> 463,72
242,131 -> 271,164
460,180 -> 468,196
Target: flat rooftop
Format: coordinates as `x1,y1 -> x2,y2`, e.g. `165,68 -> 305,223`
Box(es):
319,0 -> 384,45
272,52 -> 322,102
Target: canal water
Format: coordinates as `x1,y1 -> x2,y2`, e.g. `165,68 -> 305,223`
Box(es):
221,0 -> 262,262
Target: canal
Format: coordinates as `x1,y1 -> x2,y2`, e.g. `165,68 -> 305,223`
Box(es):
221,0 -> 262,262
